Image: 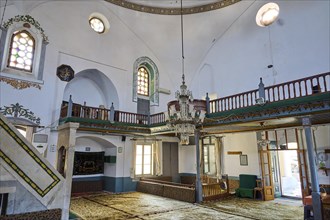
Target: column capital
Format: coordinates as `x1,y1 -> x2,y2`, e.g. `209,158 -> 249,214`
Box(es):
57,122 -> 80,131
302,117 -> 311,126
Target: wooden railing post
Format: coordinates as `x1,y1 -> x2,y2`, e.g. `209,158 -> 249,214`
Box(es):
67,95 -> 73,117
81,101 -> 86,118
205,92 -> 210,114
110,102 -> 115,123
258,77 -> 265,100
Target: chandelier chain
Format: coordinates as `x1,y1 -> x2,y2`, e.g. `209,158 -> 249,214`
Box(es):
181,0 -> 185,84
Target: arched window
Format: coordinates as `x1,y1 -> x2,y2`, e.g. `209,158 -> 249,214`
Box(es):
0,15 -> 49,88
137,66 -> 149,96
7,30 -> 35,72
133,57 -> 159,106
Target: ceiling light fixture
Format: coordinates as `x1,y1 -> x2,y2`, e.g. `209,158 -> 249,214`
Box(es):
166,0 -> 205,145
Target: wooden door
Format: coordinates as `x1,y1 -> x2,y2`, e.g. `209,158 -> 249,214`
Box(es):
296,129 -> 310,200
259,131 -> 274,201
259,150 -> 275,200
162,142 -> 179,183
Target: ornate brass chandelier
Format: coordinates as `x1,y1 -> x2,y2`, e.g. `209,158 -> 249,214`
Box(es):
166,0 -> 205,145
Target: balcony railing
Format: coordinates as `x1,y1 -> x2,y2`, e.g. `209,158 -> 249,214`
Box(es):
114,110 -> 149,125
209,72 -> 330,113
60,72 -> 329,126
60,101 -> 166,126
60,102 -> 111,121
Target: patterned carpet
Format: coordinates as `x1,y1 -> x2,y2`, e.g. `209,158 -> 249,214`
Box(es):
70,192 -> 303,220
202,196 -> 304,220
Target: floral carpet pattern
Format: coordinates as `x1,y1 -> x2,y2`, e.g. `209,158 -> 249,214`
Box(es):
70,192 -> 303,220
202,196 -> 304,220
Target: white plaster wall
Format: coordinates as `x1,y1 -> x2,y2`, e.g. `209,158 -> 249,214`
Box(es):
193,1 -> 330,99
64,78 -> 105,107
222,132 -> 259,177
75,137 -> 105,152
104,147 -> 116,177
0,0 -> 176,147
179,145 -> 196,174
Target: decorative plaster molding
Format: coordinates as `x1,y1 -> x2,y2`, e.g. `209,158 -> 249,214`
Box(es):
0,76 -> 42,90
56,64 -> 75,82
208,101 -> 328,125
0,103 -> 41,124
106,0 -> 241,15
2,15 -> 49,42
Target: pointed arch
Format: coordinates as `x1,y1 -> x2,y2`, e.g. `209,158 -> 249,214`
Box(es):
133,57 -> 159,106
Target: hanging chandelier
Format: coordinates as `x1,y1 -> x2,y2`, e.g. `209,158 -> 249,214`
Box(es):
166,0 -> 205,145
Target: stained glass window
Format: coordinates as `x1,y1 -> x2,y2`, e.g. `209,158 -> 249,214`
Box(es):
137,67 -> 149,96
7,30 -> 35,72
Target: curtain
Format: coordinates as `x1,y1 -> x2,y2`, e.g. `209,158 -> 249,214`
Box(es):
154,141 -> 162,176
130,140 -> 136,179
215,137 -> 221,179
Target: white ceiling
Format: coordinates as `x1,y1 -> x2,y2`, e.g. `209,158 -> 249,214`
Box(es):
0,0 -> 259,88
102,0 -> 255,86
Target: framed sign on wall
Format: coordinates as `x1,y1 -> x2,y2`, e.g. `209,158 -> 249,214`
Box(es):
240,154 -> 248,166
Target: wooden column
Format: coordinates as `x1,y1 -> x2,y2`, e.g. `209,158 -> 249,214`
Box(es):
195,129 -> 203,203
303,117 -> 322,220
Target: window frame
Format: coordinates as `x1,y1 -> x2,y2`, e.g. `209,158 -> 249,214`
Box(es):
7,30 -> 36,73
137,65 -> 150,97
133,57 -> 159,106
203,145 -> 210,174
134,143 -> 154,177
0,21 -> 45,83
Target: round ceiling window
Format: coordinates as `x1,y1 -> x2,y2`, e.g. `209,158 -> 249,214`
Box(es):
256,2 -> 280,27
89,13 -> 110,34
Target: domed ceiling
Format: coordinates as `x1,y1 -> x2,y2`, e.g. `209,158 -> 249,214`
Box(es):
105,0 -> 241,15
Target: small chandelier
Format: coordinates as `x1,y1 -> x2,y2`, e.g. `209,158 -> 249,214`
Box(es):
166,0 -> 205,145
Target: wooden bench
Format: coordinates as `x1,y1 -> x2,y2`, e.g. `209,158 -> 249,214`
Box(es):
137,178 -> 195,203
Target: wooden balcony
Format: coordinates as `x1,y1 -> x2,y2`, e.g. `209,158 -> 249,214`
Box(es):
59,72 -> 330,134
209,72 -> 329,113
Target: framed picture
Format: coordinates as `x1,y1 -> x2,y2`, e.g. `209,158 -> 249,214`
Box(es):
240,154 -> 248,166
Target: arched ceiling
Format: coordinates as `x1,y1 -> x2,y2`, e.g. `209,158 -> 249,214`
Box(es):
1,0 -> 262,93
3,0 -> 241,15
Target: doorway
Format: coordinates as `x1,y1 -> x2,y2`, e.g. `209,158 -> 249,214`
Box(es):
278,150 -> 302,198
267,129 -> 308,199
162,142 -> 179,182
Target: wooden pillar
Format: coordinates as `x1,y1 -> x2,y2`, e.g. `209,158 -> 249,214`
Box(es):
195,129 -> 203,203
303,117 -> 322,220
67,95 -> 73,117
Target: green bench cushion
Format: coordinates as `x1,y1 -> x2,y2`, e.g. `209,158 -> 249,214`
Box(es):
235,188 -> 254,198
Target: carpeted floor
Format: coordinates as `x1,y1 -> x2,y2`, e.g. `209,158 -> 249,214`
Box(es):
202,196 -> 304,220
70,192 -> 303,220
